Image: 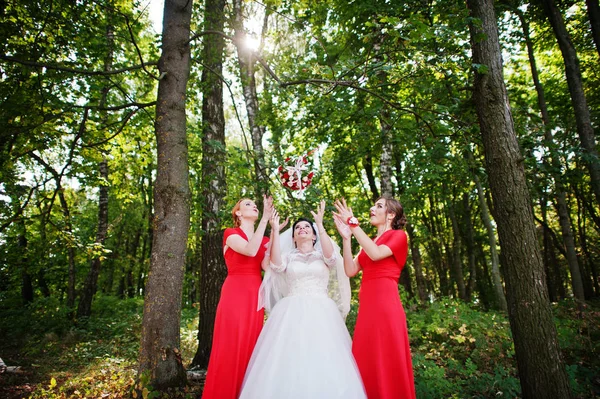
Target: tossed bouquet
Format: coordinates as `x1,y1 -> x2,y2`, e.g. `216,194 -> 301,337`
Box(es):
277,151 -> 315,192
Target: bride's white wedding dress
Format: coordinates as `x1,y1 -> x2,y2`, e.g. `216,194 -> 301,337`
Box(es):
239,250 -> 366,399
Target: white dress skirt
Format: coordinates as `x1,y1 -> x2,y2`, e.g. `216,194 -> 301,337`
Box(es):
238,255 -> 366,399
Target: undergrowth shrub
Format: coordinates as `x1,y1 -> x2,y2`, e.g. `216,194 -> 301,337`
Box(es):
406,297 -> 521,398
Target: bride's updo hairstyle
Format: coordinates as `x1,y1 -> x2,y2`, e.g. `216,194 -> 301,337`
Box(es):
379,195 -> 407,230
292,217 -> 318,246
231,198 -> 252,227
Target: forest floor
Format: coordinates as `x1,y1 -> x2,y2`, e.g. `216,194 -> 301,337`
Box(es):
0,295 -> 599,398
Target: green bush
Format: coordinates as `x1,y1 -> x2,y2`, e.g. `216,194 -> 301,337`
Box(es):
407,298 -> 521,398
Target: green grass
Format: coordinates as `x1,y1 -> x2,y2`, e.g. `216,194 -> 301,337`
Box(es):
1,295 -> 599,398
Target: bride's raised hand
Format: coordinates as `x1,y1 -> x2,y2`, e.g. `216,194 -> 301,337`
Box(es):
333,213 -> 352,240
278,216 -> 290,232
269,209 -> 281,232
310,200 -> 326,228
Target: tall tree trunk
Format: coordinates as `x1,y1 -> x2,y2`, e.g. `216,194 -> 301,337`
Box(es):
515,8 -> 585,303
18,218 -> 33,304
61,189 -> 77,310
373,35 -> 394,196
77,158 -> 110,317
105,223 -> 124,294
191,0 -> 228,369
473,172 -> 507,311
406,223 -> 428,303
379,108 -> 394,196
422,201 -> 449,295
573,179 -> 600,233
233,0 -> 268,196
129,229 -> 142,295
476,242 -> 494,309
363,151 -> 380,202
466,0 -> 571,396
77,8 -> 114,317
36,202 -> 51,297
463,193 -> 477,301
585,0 -> 600,57
540,196 -> 566,301
137,0 -> 192,391
576,190 -> 600,296
400,265 -> 414,298
540,0 -> 600,206
139,165 -> 154,297
447,196 -> 467,300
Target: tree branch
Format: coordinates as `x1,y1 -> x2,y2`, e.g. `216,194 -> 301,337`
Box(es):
82,109 -> 139,148
0,182 -> 44,233
123,14 -> 160,80
73,101 -> 157,111
0,54 -> 158,76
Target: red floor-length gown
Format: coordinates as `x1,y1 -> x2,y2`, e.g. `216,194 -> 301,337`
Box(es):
201,228 -> 268,399
353,229 -> 416,399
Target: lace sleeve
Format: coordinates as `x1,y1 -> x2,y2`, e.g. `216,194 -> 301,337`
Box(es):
322,251 -> 337,268
269,252 -> 289,273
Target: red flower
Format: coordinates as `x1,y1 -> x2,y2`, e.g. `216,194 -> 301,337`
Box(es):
278,153 -> 315,191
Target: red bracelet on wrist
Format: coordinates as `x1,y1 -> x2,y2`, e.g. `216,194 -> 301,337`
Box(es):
347,216 -> 360,227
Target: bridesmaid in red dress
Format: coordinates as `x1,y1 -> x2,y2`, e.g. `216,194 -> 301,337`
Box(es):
201,196 -> 274,399
333,196 -> 416,399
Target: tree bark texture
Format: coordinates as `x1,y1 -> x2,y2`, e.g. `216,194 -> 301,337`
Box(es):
585,0 -> 600,57
137,0 -> 192,390
540,0 -> 600,206
466,0 -> 571,396
379,108 -> 394,197
191,0 -> 228,369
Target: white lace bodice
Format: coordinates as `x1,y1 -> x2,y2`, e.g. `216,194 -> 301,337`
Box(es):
272,250 -> 335,298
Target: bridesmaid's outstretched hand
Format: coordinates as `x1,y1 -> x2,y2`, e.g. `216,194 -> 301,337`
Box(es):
333,198 -> 354,222
333,213 -> 352,241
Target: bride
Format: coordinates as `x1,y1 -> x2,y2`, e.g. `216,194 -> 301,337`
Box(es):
238,201 -> 366,399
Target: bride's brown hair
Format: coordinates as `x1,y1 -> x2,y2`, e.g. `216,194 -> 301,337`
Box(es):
378,195 -> 407,230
